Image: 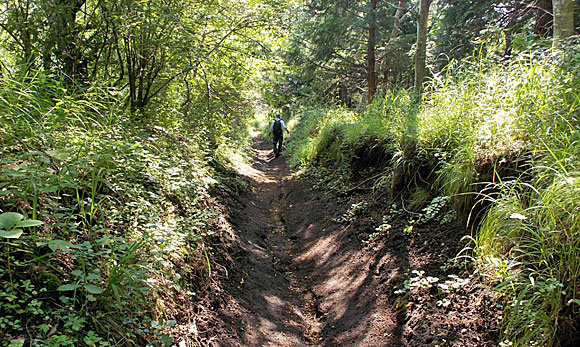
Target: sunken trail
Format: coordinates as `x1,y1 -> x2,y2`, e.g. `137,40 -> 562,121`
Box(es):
211,137 -> 499,346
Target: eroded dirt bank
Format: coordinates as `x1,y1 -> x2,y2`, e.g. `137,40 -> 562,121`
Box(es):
206,138 -> 501,346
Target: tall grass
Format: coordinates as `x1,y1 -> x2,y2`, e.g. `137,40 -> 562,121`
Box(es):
0,71 -> 249,344
286,41 -> 580,346
472,44 -> 580,346
286,90 -> 417,177
476,170 -> 580,345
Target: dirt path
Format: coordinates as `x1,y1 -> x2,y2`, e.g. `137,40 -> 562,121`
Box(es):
211,137 -> 499,346
213,138 -> 323,346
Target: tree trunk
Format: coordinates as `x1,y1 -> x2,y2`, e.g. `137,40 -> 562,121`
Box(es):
42,0 -> 87,78
383,0 -> 407,90
553,0 -> 574,45
18,0 -> 35,67
413,0 -> 432,93
339,81 -> 351,107
366,0 -> 378,103
391,0 -> 407,37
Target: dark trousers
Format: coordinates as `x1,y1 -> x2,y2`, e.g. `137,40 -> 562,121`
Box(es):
273,134 -> 283,155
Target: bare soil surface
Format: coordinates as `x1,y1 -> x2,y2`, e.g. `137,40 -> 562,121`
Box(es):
203,138 -> 501,346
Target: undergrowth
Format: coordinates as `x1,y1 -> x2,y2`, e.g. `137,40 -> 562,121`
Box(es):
285,41 -> 580,346
0,73 -> 247,345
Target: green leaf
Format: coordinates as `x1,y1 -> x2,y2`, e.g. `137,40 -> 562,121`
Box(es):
15,220 -> 43,228
8,337 -> 25,347
87,272 -> 102,281
84,284 -> 103,294
71,270 -> 84,277
3,171 -> 26,178
111,283 -> 121,304
0,212 -> 23,230
47,239 -> 75,252
0,229 -> 23,239
86,294 -> 96,302
39,324 -> 50,334
47,149 -> 70,161
160,333 -> 172,347
58,283 -> 81,291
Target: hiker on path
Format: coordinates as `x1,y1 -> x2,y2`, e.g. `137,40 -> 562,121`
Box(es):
268,114 -> 289,157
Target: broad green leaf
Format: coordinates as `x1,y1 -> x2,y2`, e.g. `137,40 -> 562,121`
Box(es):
0,229 -> 23,239
0,212 -> 23,229
58,283 -> 81,291
15,220 -> 43,228
87,272 -> 102,281
160,333 -> 172,347
71,270 -> 84,277
86,294 -> 96,302
47,239 -> 75,252
84,284 -> 103,294
8,337 -> 25,347
46,149 -> 70,161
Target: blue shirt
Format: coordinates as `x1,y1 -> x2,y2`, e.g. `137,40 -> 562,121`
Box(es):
269,119 -> 288,132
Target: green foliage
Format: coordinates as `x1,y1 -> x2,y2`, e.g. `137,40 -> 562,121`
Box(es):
470,43 -> 580,346
285,89 -> 418,182
415,196 -> 453,225
0,212 -> 42,239
476,173 -> 580,345
275,0 -> 417,107
0,0 -> 290,344
0,1 -> 281,341
0,67 -> 253,343
336,201 -> 368,224
286,38 -> 580,345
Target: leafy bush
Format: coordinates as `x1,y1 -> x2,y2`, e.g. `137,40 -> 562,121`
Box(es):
0,72 -> 244,344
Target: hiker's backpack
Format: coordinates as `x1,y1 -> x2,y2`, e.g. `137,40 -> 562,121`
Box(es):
273,119 -> 283,136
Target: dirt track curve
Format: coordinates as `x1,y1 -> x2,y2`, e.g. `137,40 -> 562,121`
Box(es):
211,137 -> 499,346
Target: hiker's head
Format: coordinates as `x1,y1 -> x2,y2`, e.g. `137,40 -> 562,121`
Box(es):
276,113 -> 281,119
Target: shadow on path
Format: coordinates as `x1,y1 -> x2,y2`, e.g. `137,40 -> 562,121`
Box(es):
212,136 -> 493,346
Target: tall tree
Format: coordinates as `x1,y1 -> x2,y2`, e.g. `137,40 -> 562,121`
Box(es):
414,0 -> 432,93
382,0 -> 413,89
553,0 -> 574,45
41,0 -> 87,78
284,0 -> 396,106
0,0 -> 37,68
279,0 -> 432,105
0,0 -> 281,120
390,0 -> 408,37
367,0 -> 378,102
107,0 -> 182,113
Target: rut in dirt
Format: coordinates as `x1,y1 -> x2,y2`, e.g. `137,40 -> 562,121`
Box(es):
216,138 -> 325,346
215,137 -> 406,347
213,137 -> 499,347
